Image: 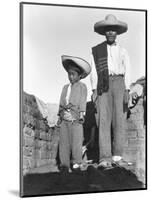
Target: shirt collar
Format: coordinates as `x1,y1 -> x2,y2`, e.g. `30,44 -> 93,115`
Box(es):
107,42 -> 117,46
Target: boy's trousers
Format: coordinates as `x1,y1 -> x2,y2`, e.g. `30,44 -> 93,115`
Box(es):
95,75 -> 126,161
59,120 -> 83,168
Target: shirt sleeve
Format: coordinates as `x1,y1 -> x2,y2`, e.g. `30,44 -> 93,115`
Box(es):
89,54 -> 98,90
123,49 -> 131,90
79,83 -> 87,113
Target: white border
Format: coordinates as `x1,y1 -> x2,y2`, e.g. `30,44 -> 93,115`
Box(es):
0,0 -> 150,199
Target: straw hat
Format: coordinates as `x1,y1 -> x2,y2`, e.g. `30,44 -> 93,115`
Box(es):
61,55 -> 91,79
94,14 -> 128,35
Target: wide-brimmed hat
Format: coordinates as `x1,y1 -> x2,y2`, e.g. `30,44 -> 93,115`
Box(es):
61,55 -> 91,79
94,14 -> 128,35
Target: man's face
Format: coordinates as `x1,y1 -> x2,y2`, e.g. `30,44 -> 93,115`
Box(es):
105,30 -> 117,44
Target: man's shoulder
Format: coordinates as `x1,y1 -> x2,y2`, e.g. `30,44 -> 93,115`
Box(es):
118,44 -> 128,54
92,41 -> 106,49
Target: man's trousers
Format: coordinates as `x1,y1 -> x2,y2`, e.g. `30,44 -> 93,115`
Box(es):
95,76 -> 126,161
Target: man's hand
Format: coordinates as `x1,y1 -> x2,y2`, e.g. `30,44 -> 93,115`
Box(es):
123,89 -> 130,104
91,89 -> 97,103
56,117 -> 62,127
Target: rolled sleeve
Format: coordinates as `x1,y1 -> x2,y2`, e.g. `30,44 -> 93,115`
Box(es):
79,83 -> 87,113
123,49 -> 131,90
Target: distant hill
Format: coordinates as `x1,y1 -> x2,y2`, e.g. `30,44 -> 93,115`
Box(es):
35,97 -> 59,127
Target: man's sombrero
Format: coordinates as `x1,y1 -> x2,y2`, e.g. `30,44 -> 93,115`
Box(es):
94,14 -> 128,35
61,55 -> 91,79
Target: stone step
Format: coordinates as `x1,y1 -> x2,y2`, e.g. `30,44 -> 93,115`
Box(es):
29,164 -> 59,174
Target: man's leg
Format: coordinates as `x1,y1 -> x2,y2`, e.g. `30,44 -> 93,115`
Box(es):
112,77 -> 126,157
96,92 -> 112,162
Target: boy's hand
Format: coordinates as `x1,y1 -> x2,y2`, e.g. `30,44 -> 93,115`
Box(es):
79,117 -> 85,124
79,112 -> 85,124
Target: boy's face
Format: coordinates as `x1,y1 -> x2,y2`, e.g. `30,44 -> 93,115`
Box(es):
67,68 -> 81,84
105,30 -> 117,44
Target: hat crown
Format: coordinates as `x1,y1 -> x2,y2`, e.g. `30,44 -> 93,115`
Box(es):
94,14 -> 127,35
105,14 -> 118,24
61,55 -> 91,79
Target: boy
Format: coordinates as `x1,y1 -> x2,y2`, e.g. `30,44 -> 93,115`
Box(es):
57,55 -> 91,172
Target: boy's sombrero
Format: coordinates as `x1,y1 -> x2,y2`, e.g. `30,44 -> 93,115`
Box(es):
61,55 -> 91,79
94,14 -> 128,35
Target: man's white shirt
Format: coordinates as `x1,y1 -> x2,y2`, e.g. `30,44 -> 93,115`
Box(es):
90,43 -> 131,90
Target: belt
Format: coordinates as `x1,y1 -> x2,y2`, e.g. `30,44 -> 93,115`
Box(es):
109,74 -> 124,78
63,118 -> 79,124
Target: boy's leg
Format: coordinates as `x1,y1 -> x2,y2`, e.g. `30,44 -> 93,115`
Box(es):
71,123 -> 83,165
59,121 -> 70,168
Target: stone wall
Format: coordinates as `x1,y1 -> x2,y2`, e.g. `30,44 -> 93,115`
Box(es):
22,91 -> 146,181
123,98 -> 146,183
22,92 -> 59,175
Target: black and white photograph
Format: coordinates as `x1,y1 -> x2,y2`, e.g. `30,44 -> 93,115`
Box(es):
20,2 -> 147,197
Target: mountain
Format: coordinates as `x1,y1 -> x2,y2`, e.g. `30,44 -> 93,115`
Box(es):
35,97 -> 59,127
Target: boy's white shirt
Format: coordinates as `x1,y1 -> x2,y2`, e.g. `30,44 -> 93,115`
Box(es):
65,83 -> 85,116
90,43 -> 131,90
66,83 -> 72,105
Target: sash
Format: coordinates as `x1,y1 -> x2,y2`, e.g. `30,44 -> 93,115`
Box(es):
92,41 -> 109,95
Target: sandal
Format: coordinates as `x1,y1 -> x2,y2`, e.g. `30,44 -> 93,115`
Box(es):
97,159 -> 113,170
112,159 -> 133,168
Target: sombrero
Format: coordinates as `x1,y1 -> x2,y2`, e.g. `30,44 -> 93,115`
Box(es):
94,14 -> 128,35
61,55 -> 91,79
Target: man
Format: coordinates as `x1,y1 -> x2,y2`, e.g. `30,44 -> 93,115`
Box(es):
90,14 -> 133,169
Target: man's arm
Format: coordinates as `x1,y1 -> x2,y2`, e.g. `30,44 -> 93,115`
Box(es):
90,54 -> 98,91
79,83 -> 87,124
123,48 -> 131,90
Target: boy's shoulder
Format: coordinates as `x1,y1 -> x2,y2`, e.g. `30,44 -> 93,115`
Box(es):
62,83 -> 69,90
79,81 -> 86,85
78,81 -> 87,89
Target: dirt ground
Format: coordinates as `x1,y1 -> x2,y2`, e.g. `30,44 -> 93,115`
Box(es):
22,164 -> 146,197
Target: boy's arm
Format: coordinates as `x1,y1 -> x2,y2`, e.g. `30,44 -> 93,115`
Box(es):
57,85 -> 66,125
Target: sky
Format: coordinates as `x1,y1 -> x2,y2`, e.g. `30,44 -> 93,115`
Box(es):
23,3 -> 146,104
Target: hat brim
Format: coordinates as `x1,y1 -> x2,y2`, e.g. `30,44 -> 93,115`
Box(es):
94,21 -> 128,35
61,55 -> 91,79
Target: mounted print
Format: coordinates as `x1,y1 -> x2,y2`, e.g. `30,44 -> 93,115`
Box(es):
20,2 -> 147,197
